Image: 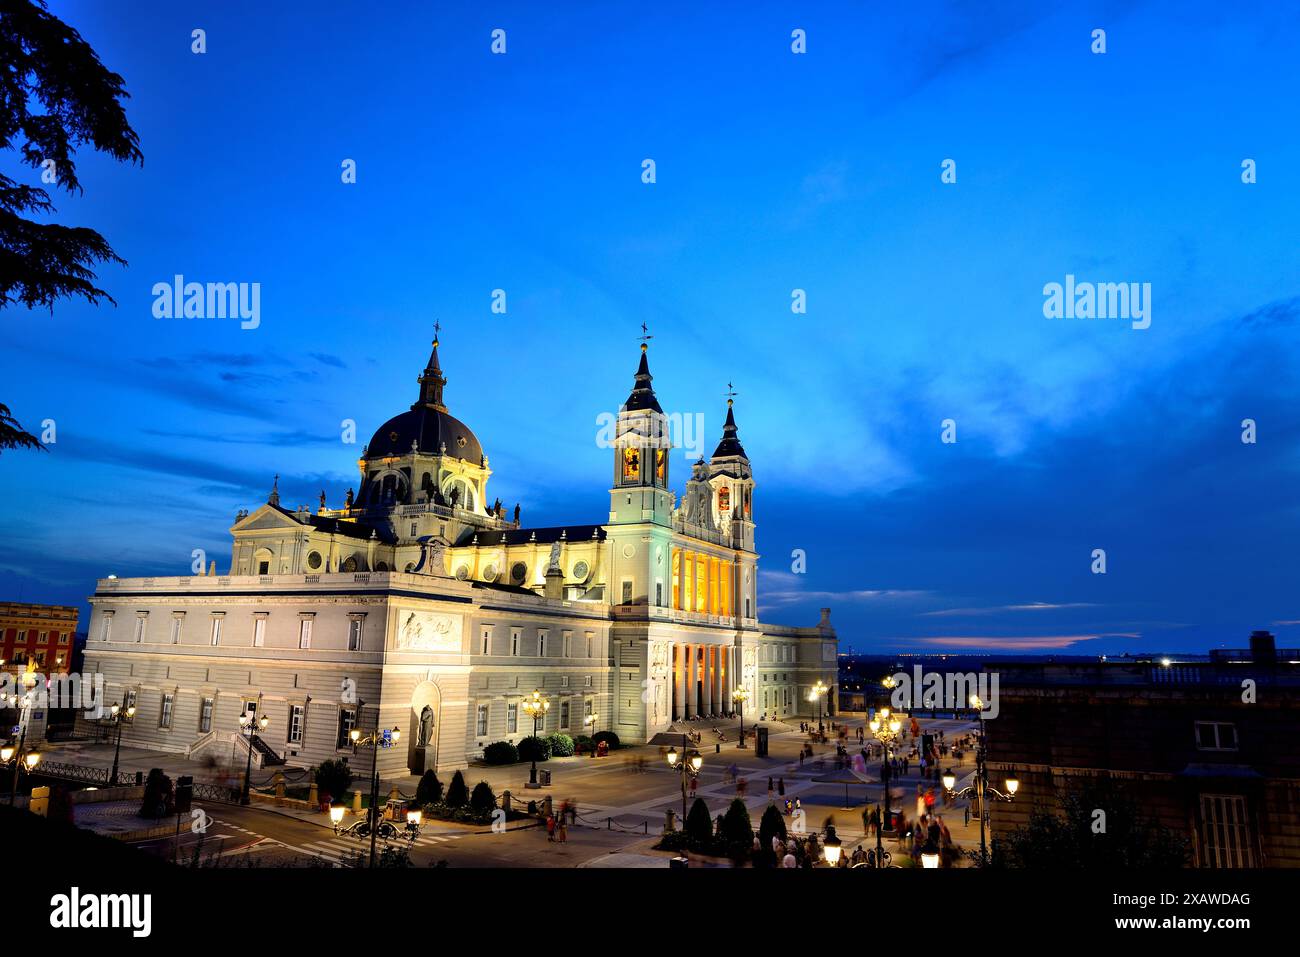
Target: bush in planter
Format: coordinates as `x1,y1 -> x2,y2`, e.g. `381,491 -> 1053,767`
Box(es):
470,781 -> 496,815
445,770 -> 469,808
483,741 -> 520,765
517,735 -> 551,763
685,797 -> 713,849
314,759 -> 353,806
139,768 -> 174,819
415,770 -> 443,805
591,730 -> 620,750
758,803 -> 787,850
721,798 -> 755,859
546,733 -> 575,757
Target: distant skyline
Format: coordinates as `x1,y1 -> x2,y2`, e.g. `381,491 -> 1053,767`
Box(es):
2,1 -> 1299,655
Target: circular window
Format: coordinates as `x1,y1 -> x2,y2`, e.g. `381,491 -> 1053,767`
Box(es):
482,564 -> 498,582
572,560 -> 590,581
455,564 -> 470,580
307,551 -> 322,570
511,562 -> 527,583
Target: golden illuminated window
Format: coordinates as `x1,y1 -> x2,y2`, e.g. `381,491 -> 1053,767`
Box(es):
655,449 -> 666,482
622,447 -> 639,479
718,487 -> 730,511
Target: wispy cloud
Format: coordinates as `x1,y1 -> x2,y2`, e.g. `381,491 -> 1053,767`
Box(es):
909,633 -> 1140,651
759,570 -> 930,607
921,602 -> 1098,618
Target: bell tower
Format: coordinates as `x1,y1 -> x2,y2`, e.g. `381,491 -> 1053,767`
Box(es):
609,332 -> 673,526
708,387 -> 754,552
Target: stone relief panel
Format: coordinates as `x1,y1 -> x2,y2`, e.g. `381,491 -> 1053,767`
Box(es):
394,610 -> 463,653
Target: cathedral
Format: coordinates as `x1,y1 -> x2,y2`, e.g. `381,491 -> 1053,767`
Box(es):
80,334 -> 838,776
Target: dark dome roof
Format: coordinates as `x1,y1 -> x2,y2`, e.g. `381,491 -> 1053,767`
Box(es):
365,406 -> 483,463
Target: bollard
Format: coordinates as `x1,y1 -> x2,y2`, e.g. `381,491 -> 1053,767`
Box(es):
352,790 -> 362,814
274,771 -> 285,806
502,789 -> 512,816
308,782 -> 319,808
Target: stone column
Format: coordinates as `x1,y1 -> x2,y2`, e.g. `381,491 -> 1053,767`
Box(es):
686,644 -> 696,718
722,647 -> 732,713
674,643 -> 686,720
702,646 -> 713,716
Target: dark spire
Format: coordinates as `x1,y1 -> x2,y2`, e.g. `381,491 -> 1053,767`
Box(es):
712,397 -> 748,460
415,322 -> 448,411
268,474 -> 280,507
623,340 -> 663,413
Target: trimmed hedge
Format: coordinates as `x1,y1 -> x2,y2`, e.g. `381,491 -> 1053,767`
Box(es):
591,730 -> 620,749
518,735 -> 551,762
546,733 -> 575,757
483,741 -> 520,765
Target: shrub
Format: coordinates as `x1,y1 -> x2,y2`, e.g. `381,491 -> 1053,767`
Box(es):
470,781 -> 497,814
517,735 -> 551,762
546,733 -> 575,757
445,770 -> 469,808
591,730 -> 620,749
721,798 -> 755,859
415,770 -> 443,805
314,759 -> 353,805
139,768 -> 173,819
574,734 -> 593,753
759,803 -> 787,849
685,798 -> 713,849
483,741 -> 520,765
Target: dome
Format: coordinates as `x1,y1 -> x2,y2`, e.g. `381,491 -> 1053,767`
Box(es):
365,406 -> 483,463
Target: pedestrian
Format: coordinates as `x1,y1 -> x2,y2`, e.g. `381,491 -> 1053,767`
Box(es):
782,850 -> 798,868
557,819 -> 568,843
768,776 -> 774,801
799,751 -> 805,768
689,776 -> 698,798
964,804 -> 970,827
546,815 -> 556,842
777,776 -> 785,796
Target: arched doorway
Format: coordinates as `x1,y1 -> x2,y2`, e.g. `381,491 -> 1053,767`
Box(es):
408,681 -> 441,775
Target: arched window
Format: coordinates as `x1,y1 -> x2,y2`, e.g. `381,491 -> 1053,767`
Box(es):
718,487 -> 730,511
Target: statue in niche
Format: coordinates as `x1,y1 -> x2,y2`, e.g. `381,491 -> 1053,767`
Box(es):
547,541 -> 562,574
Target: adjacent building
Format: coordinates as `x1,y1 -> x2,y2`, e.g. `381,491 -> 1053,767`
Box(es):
79,335 -> 838,776
987,631 -> 1300,867
0,602 -> 78,675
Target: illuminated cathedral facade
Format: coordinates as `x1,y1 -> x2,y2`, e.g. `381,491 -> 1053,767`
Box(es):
80,335 -> 838,776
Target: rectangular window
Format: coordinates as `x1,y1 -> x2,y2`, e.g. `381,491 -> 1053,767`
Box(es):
210,618 -> 222,646
298,618 -> 313,649
124,689 -> 137,720
348,618 -> 364,651
561,675 -> 569,688
480,627 -> 491,656
58,632 -> 69,644
199,697 -> 213,733
622,580 -> 633,604
560,699 -> 570,729
507,702 -> 518,733
170,617 -> 183,644
586,633 -> 594,658
584,698 -> 593,720
101,616 -> 113,642
160,693 -> 174,729
1200,794 -> 1254,868
656,581 -> 663,606
257,559 -> 270,575
288,704 -> 305,744
252,617 -> 266,647
134,615 -> 147,643
538,630 -> 547,657
1195,721 -> 1238,752
511,628 -> 521,656
476,703 -> 489,737
585,675 -> 593,687
563,631 -> 572,657
336,707 -> 357,749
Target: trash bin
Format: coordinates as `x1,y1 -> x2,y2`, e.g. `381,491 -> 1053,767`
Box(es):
539,769 -> 552,787
669,856 -> 689,869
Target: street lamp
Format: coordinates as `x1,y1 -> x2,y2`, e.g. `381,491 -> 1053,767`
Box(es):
941,693 -> 1017,865
237,706 -> 270,806
2,733 -> 40,806
868,696 -> 903,869
521,689 -> 550,787
809,679 -> 828,731
822,824 -> 843,867
733,686 -> 749,748
349,717 -> 403,868
104,701 -> 136,786
665,732 -> 703,833
583,710 -> 599,757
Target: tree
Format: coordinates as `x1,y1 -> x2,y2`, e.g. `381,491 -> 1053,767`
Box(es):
758,803 -> 787,850
469,781 -> 496,814
138,768 -> 173,819
517,735 -> 551,763
0,1 -> 142,452
313,759 -> 353,805
445,770 -> 469,808
685,797 -> 713,849
415,770 -> 443,805
996,778 -> 1191,868
721,798 -> 755,859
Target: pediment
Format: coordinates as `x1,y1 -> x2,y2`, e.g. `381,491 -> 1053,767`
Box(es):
232,505 -> 303,533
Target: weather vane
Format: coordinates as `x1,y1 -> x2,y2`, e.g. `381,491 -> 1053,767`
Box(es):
638,322 -> 653,347
726,381 -> 738,402
433,319 -> 441,342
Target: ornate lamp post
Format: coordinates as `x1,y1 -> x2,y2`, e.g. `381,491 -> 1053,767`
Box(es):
809,679 -> 828,731
349,719 -> 402,868
238,706 -> 270,806
2,683 -> 41,805
941,693 -> 1018,865
521,689 -> 550,787
821,823 -> 843,867
583,710 -> 599,757
868,701 -> 903,868
104,701 -> 136,786
665,732 -> 703,831
733,686 -> 749,748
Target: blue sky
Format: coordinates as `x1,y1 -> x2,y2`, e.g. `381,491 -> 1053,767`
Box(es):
2,0 -> 1299,655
